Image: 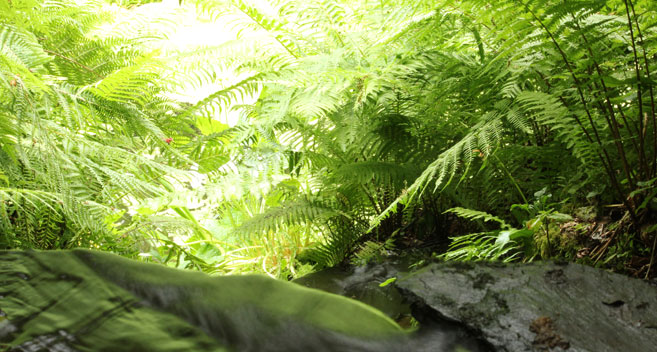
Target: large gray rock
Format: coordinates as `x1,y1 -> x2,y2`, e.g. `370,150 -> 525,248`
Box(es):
396,261 -> 657,352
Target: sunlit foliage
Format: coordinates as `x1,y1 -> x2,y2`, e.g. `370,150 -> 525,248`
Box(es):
2,0 -> 656,277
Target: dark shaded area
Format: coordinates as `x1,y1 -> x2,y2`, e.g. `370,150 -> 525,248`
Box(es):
292,259 -> 493,352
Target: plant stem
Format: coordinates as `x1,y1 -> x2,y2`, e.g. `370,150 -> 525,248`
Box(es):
492,154 -> 527,204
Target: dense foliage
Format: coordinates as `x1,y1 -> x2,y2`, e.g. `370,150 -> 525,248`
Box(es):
2,0 -> 656,278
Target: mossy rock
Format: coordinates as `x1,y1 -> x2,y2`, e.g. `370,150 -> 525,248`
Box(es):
0,249 -> 404,351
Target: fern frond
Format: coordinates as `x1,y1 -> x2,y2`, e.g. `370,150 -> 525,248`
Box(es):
235,198 -> 342,236
445,207 -> 510,229
0,25 -> 51,70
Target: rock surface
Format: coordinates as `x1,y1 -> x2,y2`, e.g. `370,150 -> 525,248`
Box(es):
293,262 -> 492,350
293,264 -> 411,319
396,261 -> 657,352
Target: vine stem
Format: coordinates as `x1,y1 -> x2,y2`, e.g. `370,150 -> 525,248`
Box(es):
492,153 -> 527,204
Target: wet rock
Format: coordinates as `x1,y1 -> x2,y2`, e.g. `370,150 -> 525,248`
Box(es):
396,261 -> 657,352
293,263 -> 410,319
294,262 -> 493,351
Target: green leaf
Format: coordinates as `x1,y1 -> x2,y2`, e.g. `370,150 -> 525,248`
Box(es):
379,277 -> 397,287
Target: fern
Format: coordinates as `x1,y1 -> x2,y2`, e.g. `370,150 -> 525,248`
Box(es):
0,0 -> 207,255
351,237 -> 396,266
445,207 -> 510,230
235,198 -> 343,236
4,0 -> 653,272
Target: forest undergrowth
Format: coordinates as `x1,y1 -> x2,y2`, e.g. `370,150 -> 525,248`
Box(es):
1,0 -> 656,280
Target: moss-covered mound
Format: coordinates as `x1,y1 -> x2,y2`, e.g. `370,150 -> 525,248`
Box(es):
0,250 -> 404,352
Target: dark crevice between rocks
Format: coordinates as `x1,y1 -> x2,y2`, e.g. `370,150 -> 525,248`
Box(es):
396,285 -> 496,352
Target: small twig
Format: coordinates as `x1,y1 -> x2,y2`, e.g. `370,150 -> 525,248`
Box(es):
592,234 -> 616,263
592,212 -> 631,263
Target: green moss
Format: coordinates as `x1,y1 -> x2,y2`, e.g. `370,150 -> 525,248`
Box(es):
0,251 -> 225,351
0,250 -> 404,351
72,249 -> 402,338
